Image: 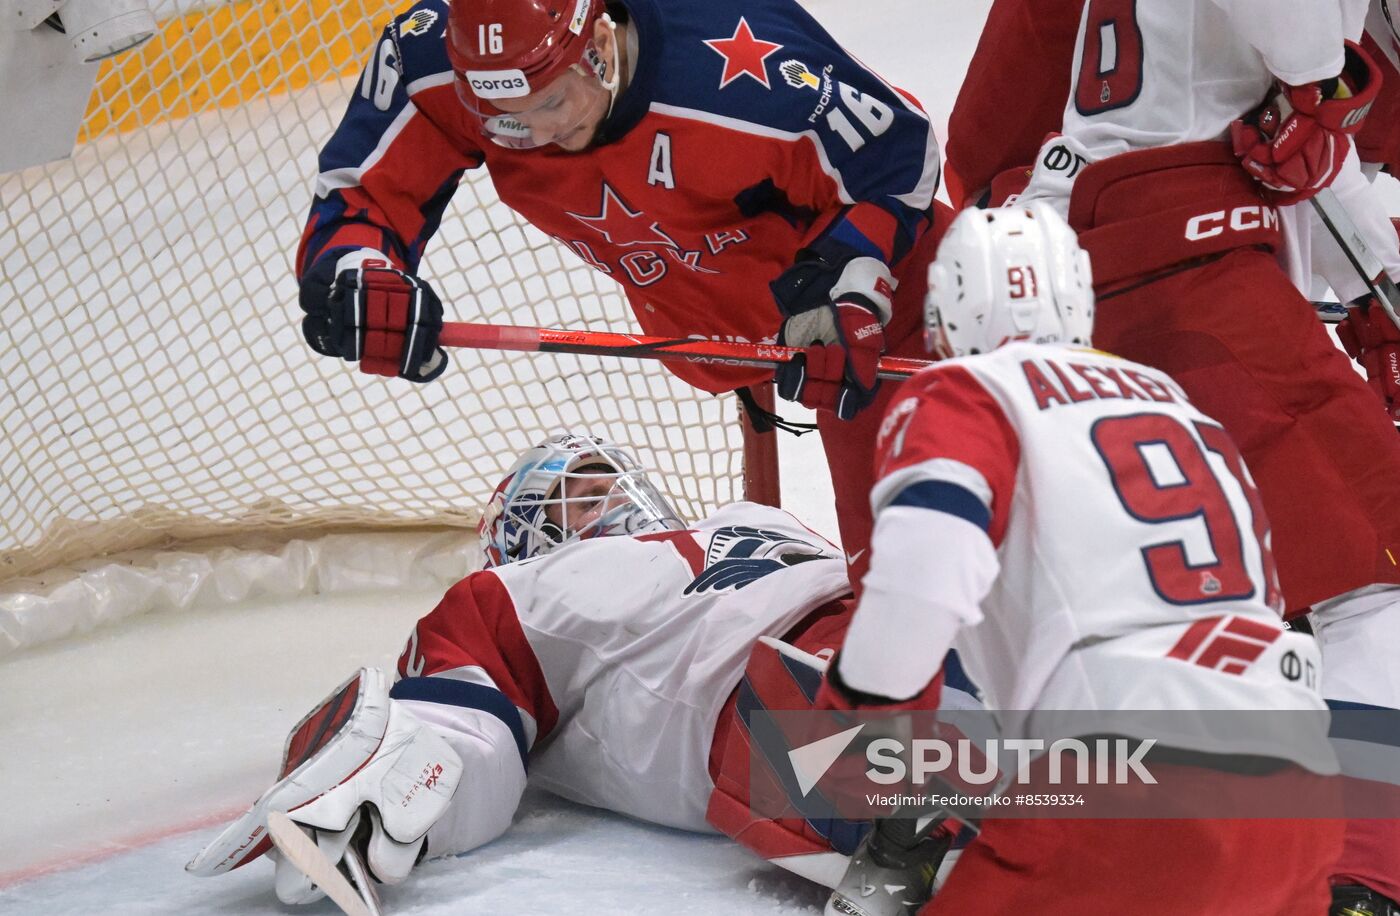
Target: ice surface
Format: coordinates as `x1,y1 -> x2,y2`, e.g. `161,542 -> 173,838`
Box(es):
0,788 -> 831,915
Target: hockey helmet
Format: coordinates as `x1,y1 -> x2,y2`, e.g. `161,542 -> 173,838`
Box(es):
925,202 -> 1095,360
446,0 -> 620,149
478,433 -> 685,568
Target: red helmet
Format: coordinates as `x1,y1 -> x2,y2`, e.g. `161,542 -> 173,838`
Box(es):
446,0 -> 605,112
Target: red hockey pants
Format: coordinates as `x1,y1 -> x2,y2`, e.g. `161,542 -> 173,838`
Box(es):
1071,141 -> 1400,904
1070,143 -> 1400,614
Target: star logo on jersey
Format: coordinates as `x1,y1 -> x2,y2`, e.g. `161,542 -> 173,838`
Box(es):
703,18 -> 783,90
566,183 -> 679,249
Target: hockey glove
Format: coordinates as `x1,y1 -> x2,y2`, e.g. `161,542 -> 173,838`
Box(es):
1230,41 -> 1381,205
300,248 -> 449,383
186,668 -> 463,903
1336,295 -> 1400,422
772,254 -> 895,421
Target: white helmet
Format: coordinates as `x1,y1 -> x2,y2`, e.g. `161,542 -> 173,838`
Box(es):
925,202 -> 1095,359
478,433 -> 685,568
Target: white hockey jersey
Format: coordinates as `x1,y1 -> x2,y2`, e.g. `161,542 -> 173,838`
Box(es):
391,503 -> 851,859
836,343 -> 1332,766
1021,0 -> 1364,204
1016,0 -> 1400,296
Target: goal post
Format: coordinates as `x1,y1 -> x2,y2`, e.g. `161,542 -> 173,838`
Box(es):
0,0 -> 781,654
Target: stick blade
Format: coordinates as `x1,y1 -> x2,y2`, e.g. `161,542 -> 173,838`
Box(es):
342,844 -> 383,916
266,811 -> 376,916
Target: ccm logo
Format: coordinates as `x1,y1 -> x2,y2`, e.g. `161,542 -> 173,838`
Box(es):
465,68 -> 529,99
1184,205 -> 1279,241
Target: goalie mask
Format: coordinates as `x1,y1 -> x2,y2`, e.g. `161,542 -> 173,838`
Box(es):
925,202 -> 1095,359
479,433 -> 685,568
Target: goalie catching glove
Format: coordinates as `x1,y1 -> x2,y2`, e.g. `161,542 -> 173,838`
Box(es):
771,253 -> 895,421
1230,41 -> 1381,205
300,249 -> 449,382
186,668 -> 463,904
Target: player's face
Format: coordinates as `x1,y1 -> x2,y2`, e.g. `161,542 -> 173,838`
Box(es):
545,464 -> 622,533
491,71 -> 610,151
489,20 -> 620,152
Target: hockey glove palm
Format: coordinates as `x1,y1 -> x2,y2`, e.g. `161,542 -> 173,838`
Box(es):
1336,296 -> 1400,422
1230,41 -> 1381,205
300,249 -> 449,383
772,255 -> 895,421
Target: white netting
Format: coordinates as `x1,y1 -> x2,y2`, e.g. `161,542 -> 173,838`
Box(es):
0,0 -> 747,590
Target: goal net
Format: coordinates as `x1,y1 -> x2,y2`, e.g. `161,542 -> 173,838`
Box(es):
0,0 -> 770,651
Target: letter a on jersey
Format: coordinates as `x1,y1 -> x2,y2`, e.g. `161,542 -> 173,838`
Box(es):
647,133 -> 676,189
703,18 -> 783,89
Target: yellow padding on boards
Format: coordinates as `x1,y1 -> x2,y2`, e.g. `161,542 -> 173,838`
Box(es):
79,0 -> 401,142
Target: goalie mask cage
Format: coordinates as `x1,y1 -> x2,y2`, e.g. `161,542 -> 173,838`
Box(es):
0,0 -> 779,654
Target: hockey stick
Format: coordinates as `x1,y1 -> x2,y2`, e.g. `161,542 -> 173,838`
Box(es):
1253,84 -> 1400,326
1308,187 -> 1400,328
266,812 -> 381,916
439,322 -> 931,380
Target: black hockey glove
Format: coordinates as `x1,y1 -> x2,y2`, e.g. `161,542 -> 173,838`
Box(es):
299,249 -> 449,383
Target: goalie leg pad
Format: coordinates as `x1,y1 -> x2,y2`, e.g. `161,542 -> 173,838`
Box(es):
187,667 -> 463,889
186,668 -> 391,876
707,603 -> 868,887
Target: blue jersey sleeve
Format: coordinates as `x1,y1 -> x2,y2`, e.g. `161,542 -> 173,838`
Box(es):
642,0 -> 940,265
297,0 -> 482,277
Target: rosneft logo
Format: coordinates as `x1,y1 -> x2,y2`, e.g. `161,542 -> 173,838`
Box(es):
780,60 -> 820,90
398,8 -> 438,38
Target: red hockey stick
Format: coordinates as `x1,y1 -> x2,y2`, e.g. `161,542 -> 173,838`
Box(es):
439,322 -> 932,380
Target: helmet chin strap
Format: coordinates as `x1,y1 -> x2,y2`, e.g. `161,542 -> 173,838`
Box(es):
598,13 -> 621,117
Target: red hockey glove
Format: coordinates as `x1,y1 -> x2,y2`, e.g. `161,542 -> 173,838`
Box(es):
299,249 -> 448,383
1336,296 -> 1400,421
772,255 -> 895,421
1230,41 -> 1381,205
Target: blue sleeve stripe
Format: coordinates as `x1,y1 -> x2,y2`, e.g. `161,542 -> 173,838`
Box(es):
390,677 -> 530,770
889,480 -> 991,531
824,219 -> 885,261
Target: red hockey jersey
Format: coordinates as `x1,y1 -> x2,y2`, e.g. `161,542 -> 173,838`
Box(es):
298,0 -> 941,392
